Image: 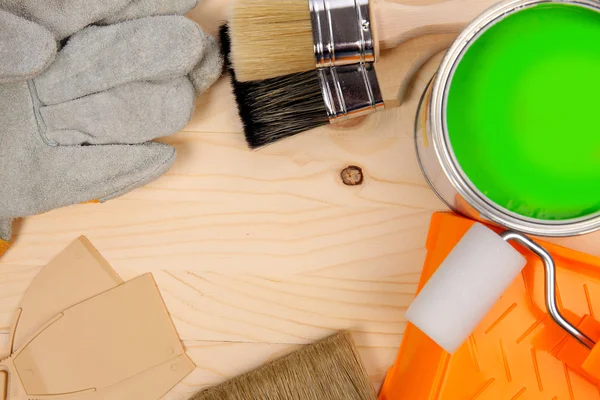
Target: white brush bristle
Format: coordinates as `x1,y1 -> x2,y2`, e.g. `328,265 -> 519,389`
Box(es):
405,223 -> 527,354
229,0 -> 315,82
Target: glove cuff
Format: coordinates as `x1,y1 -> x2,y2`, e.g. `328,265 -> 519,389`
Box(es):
0,239 -> 10,257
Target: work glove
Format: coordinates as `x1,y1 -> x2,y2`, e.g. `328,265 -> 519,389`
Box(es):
0,1 -> 223,254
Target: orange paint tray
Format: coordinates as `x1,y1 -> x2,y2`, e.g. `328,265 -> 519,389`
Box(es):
380,212 -> 600,399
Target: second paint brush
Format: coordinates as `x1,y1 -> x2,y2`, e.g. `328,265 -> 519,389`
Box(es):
221,25 -> 454,148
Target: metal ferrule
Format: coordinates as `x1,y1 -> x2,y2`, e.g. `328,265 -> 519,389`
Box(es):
309,0 -> 375,68
318,63 -> 385,122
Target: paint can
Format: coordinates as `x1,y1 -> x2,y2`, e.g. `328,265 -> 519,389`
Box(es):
415,0 -> 600,237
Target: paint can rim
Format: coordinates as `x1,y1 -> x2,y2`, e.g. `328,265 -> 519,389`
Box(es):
429,0 -> 600,237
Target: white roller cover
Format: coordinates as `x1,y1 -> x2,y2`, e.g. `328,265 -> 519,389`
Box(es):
405,223 -> 527,354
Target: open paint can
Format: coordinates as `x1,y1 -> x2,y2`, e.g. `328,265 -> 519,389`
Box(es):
416,0 -> 600,237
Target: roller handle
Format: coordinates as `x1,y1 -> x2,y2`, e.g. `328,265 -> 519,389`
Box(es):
374,0 -> 501,50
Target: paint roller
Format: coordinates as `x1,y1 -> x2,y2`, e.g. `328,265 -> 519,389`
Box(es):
405,222 -> 596,354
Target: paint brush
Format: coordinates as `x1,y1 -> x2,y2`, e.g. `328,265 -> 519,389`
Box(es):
228,0 -> 501,82
220,25 -> 454,148
190,331 -> 377,400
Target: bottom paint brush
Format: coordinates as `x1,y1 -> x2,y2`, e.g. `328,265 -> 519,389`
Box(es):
220,25 -> 456,149
190,331 -> 377,400
231,70 -> 330,149
221,24 -> 381,148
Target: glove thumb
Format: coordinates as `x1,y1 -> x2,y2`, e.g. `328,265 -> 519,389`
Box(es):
189,33 -> 224,96
0,10 -> 56,83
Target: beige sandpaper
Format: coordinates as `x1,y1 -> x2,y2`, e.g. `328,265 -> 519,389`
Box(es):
1,237 -> 195,400
9,237 -> 123,352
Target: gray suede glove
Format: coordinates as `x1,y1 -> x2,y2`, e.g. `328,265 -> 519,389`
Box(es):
0,1 -> 223,246
0,0 -> 137,83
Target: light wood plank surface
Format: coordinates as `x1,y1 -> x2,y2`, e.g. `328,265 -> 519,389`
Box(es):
1,2 -> 599,399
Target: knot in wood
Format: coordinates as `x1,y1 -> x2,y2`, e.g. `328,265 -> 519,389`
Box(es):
341,166 -> 364,186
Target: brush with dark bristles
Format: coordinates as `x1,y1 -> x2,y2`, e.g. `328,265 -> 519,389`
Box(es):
190,331 -> 377,400
221,24 -> 456,148
220,25 -> 328,148
228,0 -> 496,82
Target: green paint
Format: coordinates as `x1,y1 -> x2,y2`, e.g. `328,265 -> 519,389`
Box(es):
446,3 -> 600,221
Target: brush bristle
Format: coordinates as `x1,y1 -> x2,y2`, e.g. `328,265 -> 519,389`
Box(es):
191,331 -> 377,400
220,25 -> 328,149
233,72 -> 329,148
229,0 -> 315,82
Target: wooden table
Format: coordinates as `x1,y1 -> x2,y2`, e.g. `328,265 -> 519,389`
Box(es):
1,2 -> 598,399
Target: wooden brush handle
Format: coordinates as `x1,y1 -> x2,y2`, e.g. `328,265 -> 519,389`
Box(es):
373,0 -> 500,50
376,33 -> 456,107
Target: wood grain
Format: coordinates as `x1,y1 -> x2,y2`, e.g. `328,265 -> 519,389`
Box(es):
0,37 -> 444,399
374,0 -> 502,50
1,3 -> 599,400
